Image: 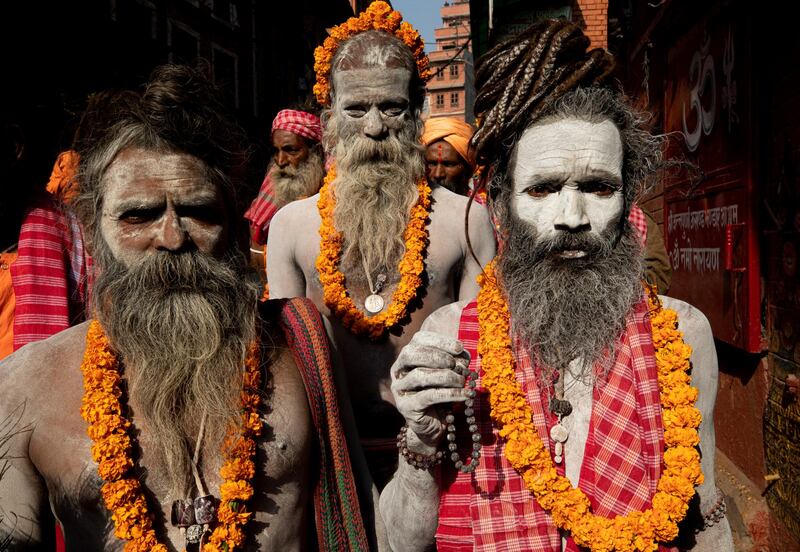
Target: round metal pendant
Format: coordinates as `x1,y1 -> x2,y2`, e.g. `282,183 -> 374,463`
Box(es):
364,294 -> 385,314
549,423 -> 569,443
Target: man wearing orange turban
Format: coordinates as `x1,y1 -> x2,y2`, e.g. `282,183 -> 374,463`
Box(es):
421,117 -> 476,196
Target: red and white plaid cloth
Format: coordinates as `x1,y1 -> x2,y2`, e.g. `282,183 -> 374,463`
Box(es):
11,198 -> 91,350
629,203 -> 647,245
437,299 -> 675,552
272,109 -> 323,143
245,110 -> 323,245
245,173 -> 281,246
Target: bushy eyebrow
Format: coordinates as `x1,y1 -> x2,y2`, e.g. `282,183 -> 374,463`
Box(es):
111,191 -> 218,214
574,170 -> 622,187
113,199 -> 164,213
520,169 -> 622,187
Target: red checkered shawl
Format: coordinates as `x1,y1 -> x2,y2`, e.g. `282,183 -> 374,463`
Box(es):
245,173 -> 281,245
437,296 -> 675,552
11,198 -> 91,350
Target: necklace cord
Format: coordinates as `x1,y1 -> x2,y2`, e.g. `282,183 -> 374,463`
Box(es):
191,408 -> 208,497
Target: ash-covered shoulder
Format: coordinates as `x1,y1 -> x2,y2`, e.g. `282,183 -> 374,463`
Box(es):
269,193 -> 322,232
0,322 -> 89,409
420,300 -> 470,340
659,295 -> 713,340
659,295 -> 718,397
430,185 -> 489,219
429,185 -> 493,247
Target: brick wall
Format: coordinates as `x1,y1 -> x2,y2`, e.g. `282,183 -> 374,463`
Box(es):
572,0 -> 608,49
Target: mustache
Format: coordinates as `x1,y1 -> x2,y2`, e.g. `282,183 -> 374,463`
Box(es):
337,127 -> 423,168
535,230 -> 610,259
271,164 -> 297,179
105,248 -> 248,298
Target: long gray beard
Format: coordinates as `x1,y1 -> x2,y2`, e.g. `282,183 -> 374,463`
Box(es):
325,111 -> 424,284
497,211 -> 644,384
92,244 -> 259,497
270,148 -> 325,207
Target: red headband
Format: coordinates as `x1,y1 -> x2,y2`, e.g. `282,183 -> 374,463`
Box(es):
271,109 -> 322,143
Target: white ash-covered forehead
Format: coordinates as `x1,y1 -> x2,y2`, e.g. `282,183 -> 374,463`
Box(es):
512,119 -> 623,184
332,30 -> 414,73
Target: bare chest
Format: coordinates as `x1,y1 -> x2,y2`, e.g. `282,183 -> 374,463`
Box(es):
32,353 -> 314,551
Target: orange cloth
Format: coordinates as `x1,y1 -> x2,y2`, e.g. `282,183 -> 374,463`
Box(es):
46,150 -> 80,203
422,117 -> 476,167
0,252 -> 18,360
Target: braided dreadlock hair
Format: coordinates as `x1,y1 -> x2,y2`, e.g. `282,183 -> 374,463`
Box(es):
472,19 -> 615,168
462,20 -> 664,264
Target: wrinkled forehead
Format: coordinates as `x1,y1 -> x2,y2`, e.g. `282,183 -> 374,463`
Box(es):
425,140 -> 463,163
331,68 -> 412,105
102,147 -> 214,197
333,31 -> 412,72
272,129 -> 308,149
512,118 -> 623,182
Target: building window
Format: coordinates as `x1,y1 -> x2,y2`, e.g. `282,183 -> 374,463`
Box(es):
449,64 -> 459,78
436,68 -> 445,80
435,94 -> 445,108
450,92 -> 459,107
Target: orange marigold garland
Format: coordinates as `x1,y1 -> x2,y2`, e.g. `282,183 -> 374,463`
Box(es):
80,320 -> 262,552
316,166 -> 431,340
476,260 -> 704,552
313,0 -> 431,106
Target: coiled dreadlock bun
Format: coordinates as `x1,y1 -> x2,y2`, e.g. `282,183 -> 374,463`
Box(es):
472,19 -> 615,166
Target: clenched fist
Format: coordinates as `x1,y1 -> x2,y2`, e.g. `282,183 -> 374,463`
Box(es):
390,331 -> 470,451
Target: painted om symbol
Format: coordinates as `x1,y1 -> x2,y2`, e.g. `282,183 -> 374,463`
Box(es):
682,33 -> 716,152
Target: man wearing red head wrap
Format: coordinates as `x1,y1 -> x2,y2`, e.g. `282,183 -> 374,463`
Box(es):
245,108 -> 325,247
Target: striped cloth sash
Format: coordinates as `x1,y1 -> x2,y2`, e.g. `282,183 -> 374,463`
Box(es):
274,297 -> 369,551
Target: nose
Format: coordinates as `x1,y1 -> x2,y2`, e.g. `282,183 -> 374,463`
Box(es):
276,150 -> 290,168
429,163 -> 446,181
153,209 -> 189,252
363,107 -> 387,140
553,187 -> 590,232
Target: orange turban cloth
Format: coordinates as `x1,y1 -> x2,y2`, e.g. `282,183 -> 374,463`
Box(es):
421,117 -> 476,167
46,150 -> 80,204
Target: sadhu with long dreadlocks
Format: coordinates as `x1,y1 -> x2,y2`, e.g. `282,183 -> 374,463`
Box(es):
379,20 -> 733,552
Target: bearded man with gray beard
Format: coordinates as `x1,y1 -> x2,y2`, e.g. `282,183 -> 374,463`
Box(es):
267,2 -> 496,491
246,108 -> 325,251
0,65 -> 379,551
380,20 -> 733,552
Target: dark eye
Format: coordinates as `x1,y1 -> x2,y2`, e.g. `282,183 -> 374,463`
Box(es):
178,205 -> 223,224
380,101 -> 407,117
119,207 -> 160,224
581,180 -> 618,197
344,105 -> 367,118
525,182 -> 559,198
